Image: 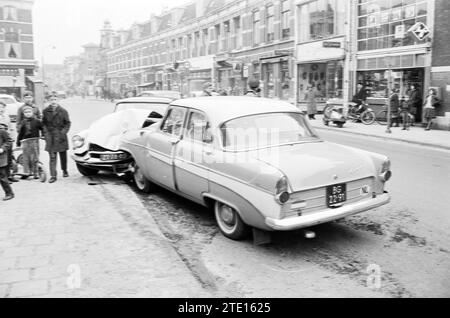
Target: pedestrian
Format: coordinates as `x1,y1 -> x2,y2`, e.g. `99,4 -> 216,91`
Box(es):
17,106 -> 43,179
0,101 -> 18,183
352,83 -> 368,114
406,84 -> 421,129
305,86 -> 318,120
42,93 -> 71,183
389,88 -> 400,128
423,88 -> 440,131
0,123 -> 14,201
16,91 -> 42,133
245,78 -> 261,97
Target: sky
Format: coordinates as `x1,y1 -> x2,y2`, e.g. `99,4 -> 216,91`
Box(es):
34,0 -> 189,64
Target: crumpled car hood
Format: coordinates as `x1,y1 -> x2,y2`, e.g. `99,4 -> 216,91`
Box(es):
86,109 -> 151,151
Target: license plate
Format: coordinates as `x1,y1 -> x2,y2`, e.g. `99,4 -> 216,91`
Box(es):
326,183 -> 347,207
100,154 -> 125,161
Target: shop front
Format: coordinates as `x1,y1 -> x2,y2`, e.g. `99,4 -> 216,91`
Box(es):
260,53 -> 294,102
356,52 -> 428,121
297,60 -> 344,111
216,59 -> 244,96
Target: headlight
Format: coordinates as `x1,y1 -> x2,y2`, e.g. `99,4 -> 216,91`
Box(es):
72,135 -> 85,149
380,159 -> 392,182
275,176 -> 290,205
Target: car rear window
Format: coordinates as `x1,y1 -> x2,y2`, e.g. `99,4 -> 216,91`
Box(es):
115,103 -> 168,115
221,112 -> 319,151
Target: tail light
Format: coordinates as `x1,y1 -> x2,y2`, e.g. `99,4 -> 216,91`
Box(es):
275,176 -> 290,205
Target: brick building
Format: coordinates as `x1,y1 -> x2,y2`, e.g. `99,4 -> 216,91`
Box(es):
0,0 -> 36,98
104,0 -> 296,101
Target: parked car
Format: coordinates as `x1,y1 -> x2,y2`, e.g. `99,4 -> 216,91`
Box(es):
0,94 -> 22,123
71,97 -> 172,176
138,90 -> 182,100
119,97 -> 392,240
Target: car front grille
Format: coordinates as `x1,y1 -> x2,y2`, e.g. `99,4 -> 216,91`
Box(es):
283,177 -> 375,219
89,143 -> 111,152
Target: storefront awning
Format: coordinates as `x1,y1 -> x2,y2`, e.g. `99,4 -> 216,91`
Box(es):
138,82 -> 156,88
26,76 -> 43,84
0,76 -> 25,88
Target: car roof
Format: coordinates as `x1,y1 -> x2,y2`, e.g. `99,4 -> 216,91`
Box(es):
0,94 -> 17,99
116,96 -> 174,104
171,96 -> 300,125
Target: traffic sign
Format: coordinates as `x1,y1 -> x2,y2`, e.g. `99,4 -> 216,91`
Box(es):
408,22 -> 431,41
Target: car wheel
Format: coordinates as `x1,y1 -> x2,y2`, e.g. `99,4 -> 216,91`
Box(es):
214,201 -> 250,240
76,163 -> 98,176
133,163 -> 153,193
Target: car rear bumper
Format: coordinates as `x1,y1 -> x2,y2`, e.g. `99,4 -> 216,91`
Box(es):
265,192 -> 390,231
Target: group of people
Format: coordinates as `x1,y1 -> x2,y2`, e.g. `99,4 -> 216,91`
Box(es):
0,91 -> 71,201
353,83 -> 441,131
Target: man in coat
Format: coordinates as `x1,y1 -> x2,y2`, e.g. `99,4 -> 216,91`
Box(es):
406,84 -> 421,127
42,93 -> 71,183
305,86 -> 318,119
0,123 -> 14,200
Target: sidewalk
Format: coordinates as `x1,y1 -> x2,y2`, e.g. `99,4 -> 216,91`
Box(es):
309,115 -> 450,150
0,160 -> 209,298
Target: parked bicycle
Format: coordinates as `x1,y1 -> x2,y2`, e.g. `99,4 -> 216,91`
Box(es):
376,105 -> 413,128
347,101 -> 376,125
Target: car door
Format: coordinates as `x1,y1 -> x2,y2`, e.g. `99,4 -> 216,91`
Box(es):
144,106 -> 187,190
173,109 -> 212,202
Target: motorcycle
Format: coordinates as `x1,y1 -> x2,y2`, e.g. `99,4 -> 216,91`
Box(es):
347,101 -> 376,125
323,99 -> 348,128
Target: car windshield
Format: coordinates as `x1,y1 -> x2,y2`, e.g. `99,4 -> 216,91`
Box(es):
115,102 -> 168,115
221,112 -> 319,151
0,97 -> 16,104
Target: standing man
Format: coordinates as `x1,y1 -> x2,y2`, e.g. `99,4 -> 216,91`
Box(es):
407,84 -> 421,127
42,93 -> 71,183
16,91 -> 42,133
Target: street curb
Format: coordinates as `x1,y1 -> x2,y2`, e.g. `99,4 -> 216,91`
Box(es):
313,126 -> 450,151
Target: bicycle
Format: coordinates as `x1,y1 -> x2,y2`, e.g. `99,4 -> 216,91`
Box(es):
347,101 -> 376,125
376,105 -> 413,127
11,137 -> 47,183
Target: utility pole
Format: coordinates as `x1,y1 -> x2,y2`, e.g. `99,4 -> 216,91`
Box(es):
386,58 -> 392,134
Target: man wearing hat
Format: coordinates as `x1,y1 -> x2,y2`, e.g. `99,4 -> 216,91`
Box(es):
245,78 -> 261,97
42,93 -> 71,183
17,91 -> 42,133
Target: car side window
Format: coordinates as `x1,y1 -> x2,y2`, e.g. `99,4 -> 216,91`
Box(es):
161,107 -> 186,137
185,111 -> 211,143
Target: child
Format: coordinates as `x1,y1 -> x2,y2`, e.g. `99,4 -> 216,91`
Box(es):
0,123 -> 14,201
17,106 -> 43,179
0,101 -> 18,183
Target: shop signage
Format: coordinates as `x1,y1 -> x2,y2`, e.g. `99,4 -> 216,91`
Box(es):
323,42 -> 341,48
395,25 -> 405,39
408,22 -> 431,41
243,65 -> 249,78
274,50 -> 292,56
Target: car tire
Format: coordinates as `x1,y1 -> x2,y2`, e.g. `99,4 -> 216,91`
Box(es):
76,163 -> 98,176
214,201 -> 250,240
133,163 -> 153,193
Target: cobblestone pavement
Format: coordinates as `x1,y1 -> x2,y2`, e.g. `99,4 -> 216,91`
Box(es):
0,161 -> 209,298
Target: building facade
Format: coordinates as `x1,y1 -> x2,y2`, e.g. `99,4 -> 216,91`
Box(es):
104,0 -> 296,102
104,0 -> 450,129
0,0 -> 36,98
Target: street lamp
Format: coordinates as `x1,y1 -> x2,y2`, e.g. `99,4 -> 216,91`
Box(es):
12,74 -> 17,98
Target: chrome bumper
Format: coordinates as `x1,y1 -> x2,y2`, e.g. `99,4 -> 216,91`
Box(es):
71,154 -> 131,173
265,192 -> 390,231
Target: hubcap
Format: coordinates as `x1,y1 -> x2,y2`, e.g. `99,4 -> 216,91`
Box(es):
134,167 -> 144,187
220,205 -> 236,227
